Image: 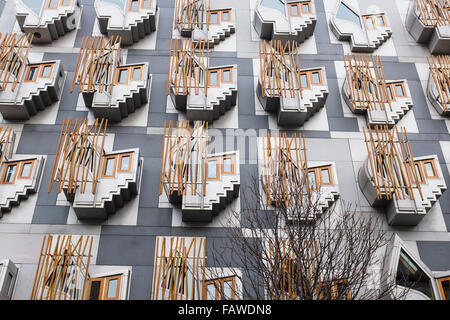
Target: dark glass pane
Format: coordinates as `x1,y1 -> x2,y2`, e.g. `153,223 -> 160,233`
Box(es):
396,250 -> 434,299
89,281 -> 102,300
27,67 -> 38,81
4,164 -> 17,182
439,279 -> 450,299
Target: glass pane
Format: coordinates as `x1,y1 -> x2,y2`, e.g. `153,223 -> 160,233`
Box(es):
104,157 -> 116,176
207,160 -> 217,178
365,17 -> 374,29
41,65 -> 52,77
223,157 -> 232,173
321,168 -> 330,184
335,2 -> 362,29
424,162 -> 435,177
4,164 -> 17,182
27,67 -> 38,81
308,171 -> 316,189
131,67 -> 141,80
209,71 -> 218,86
118,69 -> 128,83
439,279 -> 450,299
143,0 -> 151,7
120,155 -> 130,171
222,70 -> 231,82
223,280 -> 233,299
302,3 -> 310,13
387,86 -> 393,101
415,164 -> 423,182
396,250 -> 434,299
395,84 -> 404,97
290,5 -> 299,16
210,13 -> 218,24
23,0 -> 45,15
207,283 -> 216,300
107,279 -> 118,299
130,0 -> 139,10
222,11 -> 229,21
89,281 -> 102,300
260,0 -> 286,16
377,16 -> 385,26
21,162 -> 32,177
312,72 -> 320,84
300,74 -> 308,88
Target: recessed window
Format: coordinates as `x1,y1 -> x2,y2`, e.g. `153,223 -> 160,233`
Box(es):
223,156 -> 233,174
311,71 -> 321,84
206,283 -> 216,300
19,161 -> 33,179
222,10 -> 230,21
300,73 -> 308,88
321,167 -> 331,184
302,3 -> 310,13
396,250 -> 434,299
103,156 -> 117,177
289,4 -> 299,16
208,71 -> 218,87
130,0 -> 139,11
131,66 -> 142,80
210,12 -> 219,24
395,84 -> 405,97
377,15 -> 385,26
207,159 -> 218,179
46,0 -> 59,9
88,275 -> 121,300
40,64 -> 53,78
88,280 -> 102,300
2,163 -> 17,183
117,68 -> 129,84
204,277 -> 236,300
423,160 -> 437,178
438,277 -> 450,300
308,170 -> 317,190
365,17 -> 374,29
223,280 -> 233,299
142,0 -> 151,8
222,69 -> 232,83
26,66 -> 38,82
107,278 -> 118,299
118,153 -> 132,172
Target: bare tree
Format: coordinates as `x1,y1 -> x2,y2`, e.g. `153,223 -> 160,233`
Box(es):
208,174 -> 406,300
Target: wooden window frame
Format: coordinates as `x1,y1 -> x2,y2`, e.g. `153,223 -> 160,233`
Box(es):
319,166 -> 333,186
289,3 -> 300,17
40,63 -> 54,79
203,276 -> 236,300
102,155 -> 117,178
206,157 -> 221,180
364,16 -> 375,29
18,160 -> 35,179
130,66 -> 143,81
1,162 -> 19,184
141,0 -> 152,9
300,72 -> 310,89
394,82 -> 406,98
301,1 -> 311,14
128,0 -> 140,11
24,65 -> 39,82
221,9 -> 231,22
46,0 -> 60,9
310,70 -> 323,85
307,168 -> 319,191
207,70 -> 220,87
414,162 -> 426,184
118,153 -> 133,173
209,9 -> 231,24
221,68 -> 233,84
87,275 -> 121,300
422,159 -> 438,179
363,14 -> 386,29
438,276 -> 450,300
116,67 -> 130,85
222,155 -> 235,175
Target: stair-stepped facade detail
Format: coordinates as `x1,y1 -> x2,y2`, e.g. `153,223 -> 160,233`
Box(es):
330,1 -> 392,53
259,132 -> 340,221
71,35 -> 150,122
426,55 -> 450,116
257,40 -> 328,126
342,54 -> 413,128
173,0 -> 235,48
168,39 -> 237,123
159,121 -> 240,222
95,0 -> 157,46
15,0 -> 82,44
0,33 -> 65,120
359,126 -> 447,226
405,0 -> 450,54
0,126 -> 45,216
48,118 -> 144,220
253,0 -> 317,44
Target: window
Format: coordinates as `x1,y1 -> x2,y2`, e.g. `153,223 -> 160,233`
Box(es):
142,0 -> 151,8
423,160 -> 437,178
207,155 -> 235,180
46,0 -> 59,9
299,69 -> 323,89
222,69 -> 232,83
319,280 -> 350,300
19,161 -> 34,179
25,63 -> 55,82
203,277 -> 236,300
208,70 -> 219,87
210,12 -> 219,24
364,14 -> 386,29
222,156 -> 234,174
87,275 -> 121,300
335,2 -> 362,29
320,167 -> 332,184
102,156 -> 117,178
207,158 -> 219,179
386,82 -> 407,101
116,68 -> 129,84
414,159 -> 438,182
396,250 -> 434,299
131,66 -> 142,81
40,64 -> 53,78
208,68 -> 233,87
1,163 -> 19,184
289,2 -> 311,17
129,0 -> 139,11
308,165 -> 333,190
300,73 -> 309,88
118,153 -> 132,172
311,71 -> 321,85
438,276 -> 450,300
208,10 -> 231,24
308,170 -> 317,190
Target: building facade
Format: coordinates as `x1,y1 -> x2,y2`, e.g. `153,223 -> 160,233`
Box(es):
0,0 -> 449,301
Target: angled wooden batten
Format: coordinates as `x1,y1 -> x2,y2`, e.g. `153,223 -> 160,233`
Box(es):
71,35 -> 122,95
167,38 -> 210,97
262,131 -> 310,207
48,118 -> 109,196
0,33 -> 33,92
416,0 -> 450,27
174,0 -> 210,31
259,40 -> 303,99
427,54 -> 450,112
343,54 -> 391,112
159,120 -> 208,198
362,125 -> 423,201
30,235 -> 94,300
0,126 -> 14,165
152,236 -> 206,300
